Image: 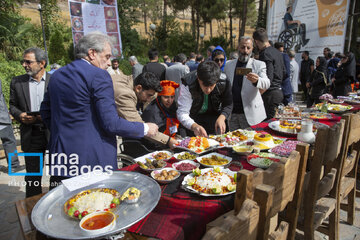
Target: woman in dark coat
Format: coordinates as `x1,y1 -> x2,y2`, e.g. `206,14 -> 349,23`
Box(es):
141,80 -> 180,150
332,52 -> 356,97
306,56 -> 328,107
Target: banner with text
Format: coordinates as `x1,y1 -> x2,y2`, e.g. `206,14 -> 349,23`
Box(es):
266,0 -> 350,58
68,0 -> 122,57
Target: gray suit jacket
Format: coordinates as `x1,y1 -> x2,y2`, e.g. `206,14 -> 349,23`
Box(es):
0,79 -> 11,125
132,63 -> 143,80
224,58 -> 270,125
165,63 -> 190,84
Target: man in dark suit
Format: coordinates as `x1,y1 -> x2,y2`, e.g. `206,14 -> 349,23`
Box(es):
40,32 -> 158,188
10,47 -> 50,198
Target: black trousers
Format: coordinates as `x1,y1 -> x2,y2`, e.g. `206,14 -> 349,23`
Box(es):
25,129 -> 47,198
262,89 -> 284,120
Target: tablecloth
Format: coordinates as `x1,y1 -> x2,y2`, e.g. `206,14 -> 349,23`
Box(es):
120,151 -> 253,240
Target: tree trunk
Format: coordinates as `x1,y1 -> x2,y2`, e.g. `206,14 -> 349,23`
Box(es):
257,0 -> 264,28
210,20 -> 213,39
163,0 -> 167,33
230,0 -> 233,49
196,10 -> 200,52
240,0 -> 247,37
191,6 -> 196,40
143,1 -> 148,35
204,22 -> 207,35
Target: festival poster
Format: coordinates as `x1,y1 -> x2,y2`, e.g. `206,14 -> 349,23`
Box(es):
266,0 -> 350,59
68,0 -> 122,57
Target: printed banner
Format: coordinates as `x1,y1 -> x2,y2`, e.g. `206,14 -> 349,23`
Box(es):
266,0 -> 350,59
68,0 -> 122,57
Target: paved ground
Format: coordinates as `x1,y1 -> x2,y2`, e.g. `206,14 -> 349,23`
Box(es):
0,134 -> 359,240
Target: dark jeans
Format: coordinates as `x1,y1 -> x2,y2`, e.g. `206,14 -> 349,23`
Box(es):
0,125 -> 19,167
307,97 -> 322,108
25,129 -> 47,198
300,80 -> 308,100
262,89 -> 284,120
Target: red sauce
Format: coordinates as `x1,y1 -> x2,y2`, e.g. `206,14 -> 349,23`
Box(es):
81,213 -> 114,230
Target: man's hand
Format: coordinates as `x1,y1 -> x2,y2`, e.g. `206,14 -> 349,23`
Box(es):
246,72 -> 259,84
306,82 -> 310,88
168,137 -> 178,149
215,115 -> 226,135
19,112 -> 36,124
331,78 -> 335,84
145,122 -> 159,137
191,123 -> 208,137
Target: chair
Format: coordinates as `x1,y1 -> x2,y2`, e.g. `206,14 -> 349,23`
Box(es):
297,120 -> 345,240
206,149 -> 302,240
335,113 -> 360,225
202,198 -> 260,240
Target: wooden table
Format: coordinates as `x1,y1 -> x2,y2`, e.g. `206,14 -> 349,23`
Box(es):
15,194 -> 151,240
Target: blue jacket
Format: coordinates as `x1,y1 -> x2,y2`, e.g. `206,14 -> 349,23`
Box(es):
40,59 -> 144,177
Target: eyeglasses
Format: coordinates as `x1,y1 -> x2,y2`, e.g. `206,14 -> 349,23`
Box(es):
214,58 -> 225,63
20,60 -> 37,65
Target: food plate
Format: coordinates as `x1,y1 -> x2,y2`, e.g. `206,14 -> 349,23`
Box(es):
329,99 -> 344,104
173,151 -> 198,161
182,168 -> 236,196
172,160 -> 200,174
151,150 -> 173,161
269,140 -> 301,157
268,120 -> 326,136
134,152 -> 167,172
344,99 -> 360,105
232,145 -> 253,155
31,171 -> 161,239
247,152 -> 282,169
196,152 -> 232,168
175,137 -> 219,154
306,112 -> 334,120
315,103 -> 353,113
151,167 -> 180,184
209,129 -> 256,147
64,188 -> 121,220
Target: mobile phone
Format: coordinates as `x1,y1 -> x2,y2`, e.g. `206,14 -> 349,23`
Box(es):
236,67 -> 252,75
26,111 -> 40,116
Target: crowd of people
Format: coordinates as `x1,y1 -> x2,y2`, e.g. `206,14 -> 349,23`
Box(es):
1,28 -> 359,198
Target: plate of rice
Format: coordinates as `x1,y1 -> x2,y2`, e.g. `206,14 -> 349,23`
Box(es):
182,168 -> 236,196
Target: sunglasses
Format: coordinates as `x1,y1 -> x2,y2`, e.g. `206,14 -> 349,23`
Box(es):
20,60 -> 38,65
214,58 -> 225,63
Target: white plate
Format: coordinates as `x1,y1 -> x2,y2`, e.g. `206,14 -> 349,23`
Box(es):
134,152 -> 167,172
196,152 -> 232,168
172,160 -> 200,174
182,168 -> 236,196
175,138 -> 219,154
150,167 -> 180,184
268,121 -> 327,136
151,150 -> 173,161
247,153 -> 282,169
173,151 -> 198,161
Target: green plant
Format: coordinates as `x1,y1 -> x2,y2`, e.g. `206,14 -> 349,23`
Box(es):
0,53 -> 25,105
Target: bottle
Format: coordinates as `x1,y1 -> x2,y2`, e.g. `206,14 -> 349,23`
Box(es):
297,120 -> 315,144
321,101 -> 328,113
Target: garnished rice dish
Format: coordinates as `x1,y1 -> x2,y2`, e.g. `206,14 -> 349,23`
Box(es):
187,169 -> 236,194
73,191 -> 114,213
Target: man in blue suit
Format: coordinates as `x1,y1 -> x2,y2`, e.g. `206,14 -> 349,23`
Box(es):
40,32 -> 158,188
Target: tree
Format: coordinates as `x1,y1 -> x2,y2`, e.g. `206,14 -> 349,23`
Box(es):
48,29 -> 67,65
